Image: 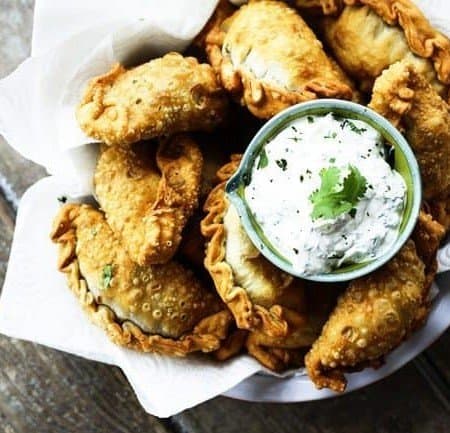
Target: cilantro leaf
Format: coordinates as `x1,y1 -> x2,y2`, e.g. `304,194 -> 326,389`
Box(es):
101,264 -> 114,289
309,165 -> 367,221
275,159 -> 287,171
340,119 -> 367,135
343,164 -> 368,203
257,148 -> 269,169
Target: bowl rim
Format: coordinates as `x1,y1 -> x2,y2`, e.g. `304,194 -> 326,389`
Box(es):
225,99 -> 422,283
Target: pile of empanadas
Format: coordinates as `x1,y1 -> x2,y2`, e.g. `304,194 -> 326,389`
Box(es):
50,0 -> 450,392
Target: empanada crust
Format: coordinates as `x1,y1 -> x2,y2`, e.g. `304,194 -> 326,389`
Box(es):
305,241 -> 427,392
77,52 -> 228,146
94,135 -> 202,265
322,2 -> 450,95
429,198 -> 450,233
201,155 -> 305,337
369,60 -> 450,201
51,204 -> 232,356
206,0 -> 354,119
412,210 -> 445,288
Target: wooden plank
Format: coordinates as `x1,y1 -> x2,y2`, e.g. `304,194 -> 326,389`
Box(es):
0,339 -> 172,433
0,0 -> 47,207
0,0 -> 33,78
0,139 -> 47,209
423,331 -> 450,385
0,191 -> 14,293
175,363 -> 449,433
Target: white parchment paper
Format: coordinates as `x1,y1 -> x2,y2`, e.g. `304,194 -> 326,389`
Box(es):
0,0 -> 449,417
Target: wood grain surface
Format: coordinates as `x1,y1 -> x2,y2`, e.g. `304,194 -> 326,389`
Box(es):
0,1 -> 449,432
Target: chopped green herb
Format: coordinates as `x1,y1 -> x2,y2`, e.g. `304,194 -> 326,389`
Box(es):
288,136 -> 302,142
300,175 -> 304,182
329,157 -> 336,163
101,264 -> 114,289
309,165 -> 367,221
324,132 -> 337,139
275,159 -> 288,171
291,125 -> 298,132
257,148 -> 269,169
340,119 -> 367,135
349,208 -> 357,218
57,196 -> 67,204
307,116 -> 314,123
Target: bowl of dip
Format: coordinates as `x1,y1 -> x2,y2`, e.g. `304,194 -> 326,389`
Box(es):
226,99 -> 421,282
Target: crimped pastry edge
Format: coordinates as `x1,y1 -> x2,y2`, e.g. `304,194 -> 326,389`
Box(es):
201,155 -> 291,337
51,204 -> 233,356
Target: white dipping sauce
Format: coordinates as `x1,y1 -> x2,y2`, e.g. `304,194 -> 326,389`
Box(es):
244,112 -> 406,275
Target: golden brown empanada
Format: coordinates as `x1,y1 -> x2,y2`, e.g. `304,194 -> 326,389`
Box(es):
51,204 -> 233,355
205,0 -> 354,119
305,240 -> 427,392
321,1 -> 450,95
77,52 -> 228,146
368,60 -> 450,201
94,135 -> 202,265
201,155 -> 307,340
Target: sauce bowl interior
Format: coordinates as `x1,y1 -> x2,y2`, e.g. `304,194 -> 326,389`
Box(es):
226,99 -> 422,283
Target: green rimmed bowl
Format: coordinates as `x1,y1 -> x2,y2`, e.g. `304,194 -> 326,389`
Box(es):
226,99 -> 422,283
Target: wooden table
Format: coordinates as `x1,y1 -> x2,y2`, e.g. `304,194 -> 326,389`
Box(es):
0,1 -> 449,431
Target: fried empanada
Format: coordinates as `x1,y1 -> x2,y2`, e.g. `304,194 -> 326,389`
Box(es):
205,0 -> 354,119
201,155 -> 306,340
305,240 -> 427,392
368,60 -> 450,201
51,204 -> 232,355
321,2 -> 450,95
94,135 -> 202,265
77,52 -> 228,146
